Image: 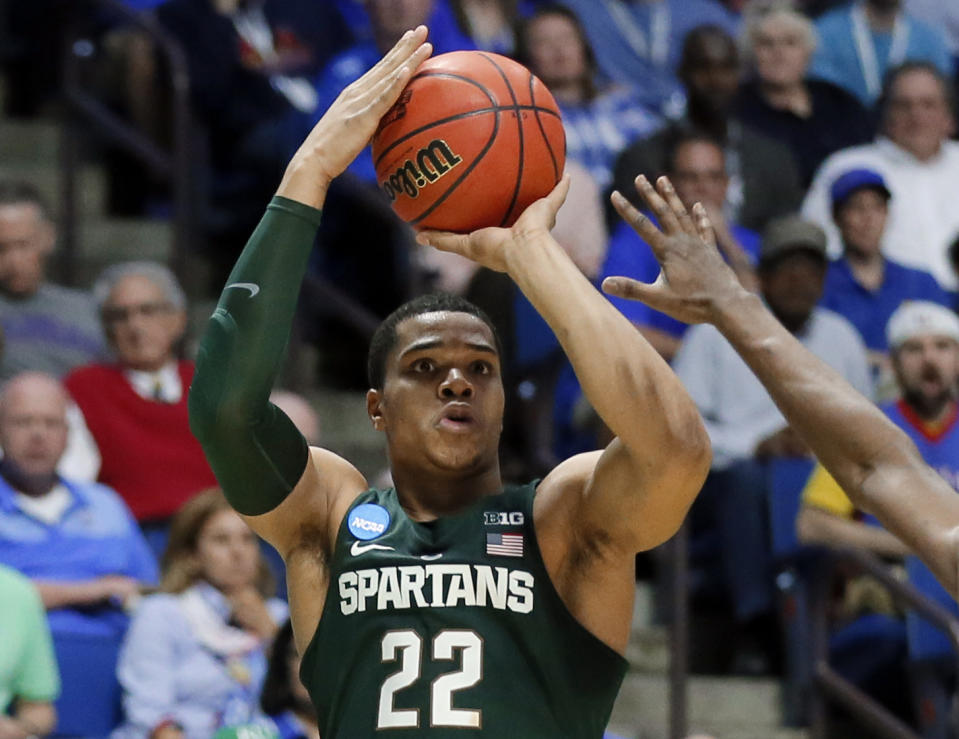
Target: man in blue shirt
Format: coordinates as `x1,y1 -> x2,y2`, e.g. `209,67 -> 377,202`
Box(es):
810,0 -> 952,105
0,371 -> 158,640
820,167 -> 951,384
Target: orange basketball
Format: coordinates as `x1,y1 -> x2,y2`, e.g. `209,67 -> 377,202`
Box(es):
372,50 -> 566,233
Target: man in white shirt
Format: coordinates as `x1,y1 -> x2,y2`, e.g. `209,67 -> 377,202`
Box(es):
802,62 -> 959,289
673,215 -> 872,674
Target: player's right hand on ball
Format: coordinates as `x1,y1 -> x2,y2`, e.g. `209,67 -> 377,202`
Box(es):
416,174 -> 571,274
302,27 -> 432,187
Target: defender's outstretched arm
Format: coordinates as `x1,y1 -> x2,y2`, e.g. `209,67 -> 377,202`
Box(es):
604,175 -> 959,596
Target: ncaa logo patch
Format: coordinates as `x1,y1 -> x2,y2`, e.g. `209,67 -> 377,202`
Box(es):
348,503 -> 391,541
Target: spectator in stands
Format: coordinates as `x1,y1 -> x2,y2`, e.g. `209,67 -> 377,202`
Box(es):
313,0 -> 475,185
604,132 -> 758,361
797,300 -> 959,732
612,25 -> 803,233
819,168 -> 951,385
810,0 -> 952,106
735,2 -> 872,187
0,564 -> 59,739
449,0 -> 528,54
114,489 -> 287,738
0,181 -> 106,382
905,0 -> 959,73
0,372 -> 157,638
65,262 -> 217,557
801,62 -> 959,291
555,0 -> 738,115
151,0 -> 352,279
673,215 -> 871,673
260,620 -> 318,739
515,4 -> 664,192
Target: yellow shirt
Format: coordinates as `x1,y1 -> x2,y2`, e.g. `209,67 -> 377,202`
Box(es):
801,463 -> 855,519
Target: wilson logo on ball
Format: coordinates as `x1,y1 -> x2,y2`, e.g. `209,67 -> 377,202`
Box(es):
381,139 -> 463,201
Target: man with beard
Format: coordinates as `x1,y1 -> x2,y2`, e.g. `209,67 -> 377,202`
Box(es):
795,300 -> 959,733
799,300 -> 959,548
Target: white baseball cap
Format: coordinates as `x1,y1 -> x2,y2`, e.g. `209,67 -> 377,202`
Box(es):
886,301 -> 959,349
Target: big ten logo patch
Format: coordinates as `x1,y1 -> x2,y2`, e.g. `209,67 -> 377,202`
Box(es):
484,511 -> 524,526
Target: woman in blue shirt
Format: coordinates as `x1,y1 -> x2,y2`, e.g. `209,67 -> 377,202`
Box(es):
113,489 -> 287,739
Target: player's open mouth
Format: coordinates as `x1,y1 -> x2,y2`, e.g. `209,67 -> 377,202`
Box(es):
438,404 -> 475,431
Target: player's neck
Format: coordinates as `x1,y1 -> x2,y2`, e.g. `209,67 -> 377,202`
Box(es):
391,464 -> 503,521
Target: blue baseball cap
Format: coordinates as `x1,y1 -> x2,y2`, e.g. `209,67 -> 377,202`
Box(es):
830,168 -> 891,210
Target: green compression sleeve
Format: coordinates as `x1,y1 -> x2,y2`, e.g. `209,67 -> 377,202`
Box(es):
188,196 -> 321,516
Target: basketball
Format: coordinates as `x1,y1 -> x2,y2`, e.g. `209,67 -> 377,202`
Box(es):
371,50 -> 566,233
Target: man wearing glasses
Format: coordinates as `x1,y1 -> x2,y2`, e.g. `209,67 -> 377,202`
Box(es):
65,262 -> 217,557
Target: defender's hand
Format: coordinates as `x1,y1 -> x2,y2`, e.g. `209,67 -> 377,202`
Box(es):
416,174 -> 571,273
601,175 -> 748,325
281,27 -> 433,200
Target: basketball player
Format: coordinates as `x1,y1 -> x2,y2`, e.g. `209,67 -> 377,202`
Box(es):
603,174 -> 959,599
189,26 -> 711,738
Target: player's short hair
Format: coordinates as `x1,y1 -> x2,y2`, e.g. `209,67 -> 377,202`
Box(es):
0,180 -> 51,221
367,293 -> 502,389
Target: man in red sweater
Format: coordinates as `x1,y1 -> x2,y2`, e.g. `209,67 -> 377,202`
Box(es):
65,261 -> 217,558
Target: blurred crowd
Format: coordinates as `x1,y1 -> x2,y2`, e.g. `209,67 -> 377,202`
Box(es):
1,0 -> 959,737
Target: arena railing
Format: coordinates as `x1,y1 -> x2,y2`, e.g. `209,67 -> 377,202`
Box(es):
59,0 -> 193,284
807,546 -> 959,739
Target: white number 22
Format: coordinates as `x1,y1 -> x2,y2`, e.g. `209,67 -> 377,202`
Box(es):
377,629 -> 483,729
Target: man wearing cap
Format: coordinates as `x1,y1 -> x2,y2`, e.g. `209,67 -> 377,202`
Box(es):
800,300 -> 959,545
820,167 -> 951,381
801,62 -> 959,290
672,214 -> 871,673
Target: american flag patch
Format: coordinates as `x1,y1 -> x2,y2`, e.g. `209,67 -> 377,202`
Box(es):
486,532 -> 523,557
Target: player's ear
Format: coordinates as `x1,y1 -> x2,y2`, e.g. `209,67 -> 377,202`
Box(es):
367,388 -> 386,431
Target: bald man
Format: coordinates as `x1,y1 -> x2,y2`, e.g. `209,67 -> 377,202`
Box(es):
0,372 -> 157,637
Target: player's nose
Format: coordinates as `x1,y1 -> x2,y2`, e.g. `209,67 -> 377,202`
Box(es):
439,368 -> 473,398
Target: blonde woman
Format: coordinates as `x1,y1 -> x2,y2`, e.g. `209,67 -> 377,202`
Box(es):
113,489 -> 286,739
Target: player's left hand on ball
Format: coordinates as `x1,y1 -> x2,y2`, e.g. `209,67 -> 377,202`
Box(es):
601,175 -> 746,325
416,173 -> 571,273
302,27 -> 432,186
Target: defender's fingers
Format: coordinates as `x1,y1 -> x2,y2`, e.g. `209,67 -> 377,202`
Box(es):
657,176 -> 695,236
635,175 -> 682,235
692,202 -> 718,250
610,190 -> 667,256
602,277 -> 681,316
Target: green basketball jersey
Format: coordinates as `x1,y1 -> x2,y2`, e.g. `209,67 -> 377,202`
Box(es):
299,482 -> 628,738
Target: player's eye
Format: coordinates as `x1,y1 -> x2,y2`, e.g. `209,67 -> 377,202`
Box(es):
412,359 -> 434,373
471,360 -> 491,375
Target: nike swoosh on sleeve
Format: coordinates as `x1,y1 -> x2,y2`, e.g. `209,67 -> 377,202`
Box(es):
225,282 -> 260,297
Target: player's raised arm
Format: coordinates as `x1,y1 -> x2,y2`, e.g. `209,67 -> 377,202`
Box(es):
603,174 -> 959,597
188,28 -> 433,555
417,177 -> 711,556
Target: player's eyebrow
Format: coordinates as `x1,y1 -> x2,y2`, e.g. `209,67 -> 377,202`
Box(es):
400,339 -> 498,357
